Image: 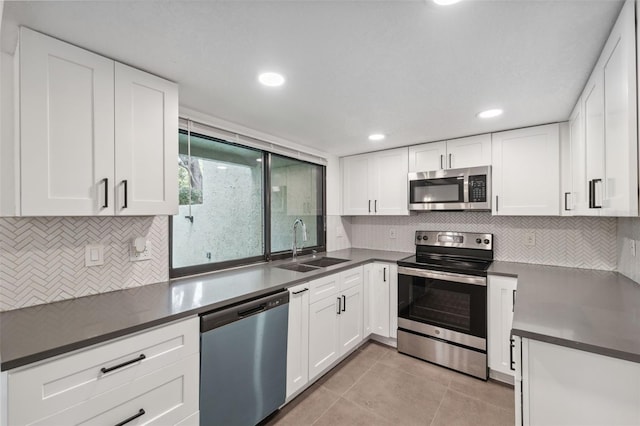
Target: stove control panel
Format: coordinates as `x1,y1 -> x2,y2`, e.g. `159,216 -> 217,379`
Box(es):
415,231 -> 493,250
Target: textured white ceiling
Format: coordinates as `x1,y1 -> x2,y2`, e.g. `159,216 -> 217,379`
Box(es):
1,0 -> 624,156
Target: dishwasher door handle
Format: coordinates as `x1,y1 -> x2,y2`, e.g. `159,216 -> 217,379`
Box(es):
238,304 -> 266,318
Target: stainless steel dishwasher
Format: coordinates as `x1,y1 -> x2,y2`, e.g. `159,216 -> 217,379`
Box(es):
200,289 -> 289,426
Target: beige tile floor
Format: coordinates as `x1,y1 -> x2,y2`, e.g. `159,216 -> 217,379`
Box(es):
267,341 -> 515,426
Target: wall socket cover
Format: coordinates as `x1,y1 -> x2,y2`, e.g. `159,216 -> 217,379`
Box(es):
523,231 -> 536,247
389,228 -> 397,239
130,241 -> 152,261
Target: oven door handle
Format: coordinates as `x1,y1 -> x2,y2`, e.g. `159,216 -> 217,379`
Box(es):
397,266 -> 487,286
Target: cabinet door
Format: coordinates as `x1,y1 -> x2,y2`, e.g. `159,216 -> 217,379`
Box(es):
388,264 -> 398,339
602,0 -> 638,216
115,63 -> 178,215
370,263 -> 390,338
19,28 -> 115,216
584,71 -> 605,214
567,100 -> 590,215
408,141 -> 446,172
363,264 -> 373,337
492,124 -> 560,216
286,284 -> 309,398
338,284 -> 364,355
488,275 -> 517,377
371,147 -> 409,215
308,296 -> 340,381
446,134 -> 492,169
342,154 -> 372,215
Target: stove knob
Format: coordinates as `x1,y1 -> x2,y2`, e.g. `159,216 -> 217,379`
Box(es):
484,239 -> 490,245
475,238 -> 482,244
417,235 -> 422,241
423,235 -> 428,241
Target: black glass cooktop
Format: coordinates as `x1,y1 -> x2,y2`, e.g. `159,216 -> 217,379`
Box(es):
397,254 -> 492,277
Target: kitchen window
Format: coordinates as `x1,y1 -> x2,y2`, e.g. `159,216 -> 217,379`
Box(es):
170,127 -> 326,277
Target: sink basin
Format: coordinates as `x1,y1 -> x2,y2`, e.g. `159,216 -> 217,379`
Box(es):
301,257 -> 350,268
277,263 -> 321,273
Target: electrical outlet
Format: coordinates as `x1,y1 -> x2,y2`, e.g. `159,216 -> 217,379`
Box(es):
631,239 -> 636,257
523,231 -> 536,247
130,240 -> 152,261
389,228 -> 397,239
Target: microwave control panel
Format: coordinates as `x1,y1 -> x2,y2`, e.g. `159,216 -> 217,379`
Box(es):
469,175 -> 487,202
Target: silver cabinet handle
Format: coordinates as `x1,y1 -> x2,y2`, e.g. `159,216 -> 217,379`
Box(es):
374,200 -> 377,213
448,153 -> 452,168
495,195 -> 499,212
337,297 -> 341,315
368,200 -> 371,213
122,180 -> 128,209
440,154 -> 444,169
292,288 -> 308,295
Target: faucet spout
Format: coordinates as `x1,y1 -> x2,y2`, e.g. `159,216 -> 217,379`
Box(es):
292,218 -> 307,260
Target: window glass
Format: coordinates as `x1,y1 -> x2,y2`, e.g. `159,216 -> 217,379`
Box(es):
172,132 -> 264,269
270,155 -> 324,253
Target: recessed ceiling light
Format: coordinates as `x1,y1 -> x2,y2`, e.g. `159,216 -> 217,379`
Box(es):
217,165 -> 228,170
433,0 -> 462,5
368,133 -> 386,141
258,72 -> 285,87
477,109 -> 503,119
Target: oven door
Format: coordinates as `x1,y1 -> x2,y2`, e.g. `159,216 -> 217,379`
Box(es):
397,266 -> 487,351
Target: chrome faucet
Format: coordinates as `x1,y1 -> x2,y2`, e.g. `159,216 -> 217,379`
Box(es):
292,218 -> 308,260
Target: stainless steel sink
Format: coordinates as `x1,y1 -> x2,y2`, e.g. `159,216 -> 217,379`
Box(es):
276,263 -> 321,273
301,257 -> 350,268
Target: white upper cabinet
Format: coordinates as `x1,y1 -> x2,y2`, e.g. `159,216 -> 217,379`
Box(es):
564,0 -> 638,217
492,123 -> 560,216
408,134 -> 491,172
564,100 -> 590,215
342,147 -> 408,216
6,28 -> 178,216
114,63 -> 178,215
19,28 -> 115,216
408,141 -> 446,172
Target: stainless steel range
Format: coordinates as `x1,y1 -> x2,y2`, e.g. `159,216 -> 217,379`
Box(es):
397,231 -> 493,380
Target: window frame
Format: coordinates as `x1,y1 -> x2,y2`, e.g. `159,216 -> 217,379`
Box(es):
169,131 -> 326,278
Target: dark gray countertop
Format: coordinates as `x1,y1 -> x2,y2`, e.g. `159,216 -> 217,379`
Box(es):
0,249 -> 411,371
489,261 -> 640,363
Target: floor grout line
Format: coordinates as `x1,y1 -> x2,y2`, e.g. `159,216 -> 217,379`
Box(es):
310,396 -> 341,426
428,387 -> 449,426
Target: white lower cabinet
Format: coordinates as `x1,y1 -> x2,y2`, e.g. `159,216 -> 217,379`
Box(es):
308,267 -> 364,381
5,317 -> 199,426
286,283 -> 310,398
487,275 -> 517,380
514,336 -> 640,425
365,262 -> 398,340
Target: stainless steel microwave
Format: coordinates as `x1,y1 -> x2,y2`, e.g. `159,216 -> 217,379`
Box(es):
408,166 -> 491,211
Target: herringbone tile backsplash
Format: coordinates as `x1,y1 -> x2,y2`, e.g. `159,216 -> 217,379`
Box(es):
350,213 -> 617,270
0,216 -> 168,311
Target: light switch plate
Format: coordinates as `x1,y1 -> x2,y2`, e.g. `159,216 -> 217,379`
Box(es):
85,244 -> 104,267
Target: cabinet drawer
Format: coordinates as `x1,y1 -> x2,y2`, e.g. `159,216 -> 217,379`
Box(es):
309,274 -> 340,304
340,266 -> 363,291
8,317 -> 199,426
31,353 -> 199,426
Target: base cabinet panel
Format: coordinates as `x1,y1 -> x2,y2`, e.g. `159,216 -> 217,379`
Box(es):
286,284 -> 310,398
516,337 -> 640,425
488,275 -> 517,378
